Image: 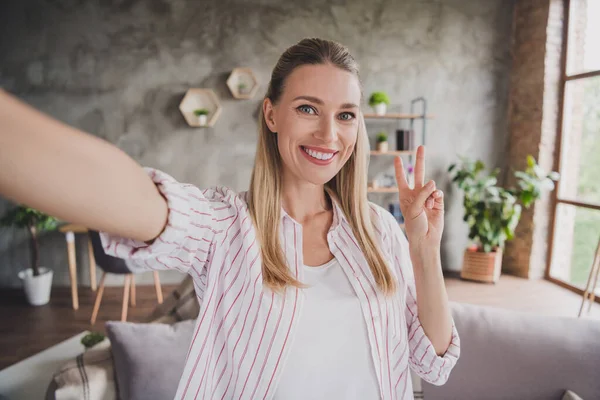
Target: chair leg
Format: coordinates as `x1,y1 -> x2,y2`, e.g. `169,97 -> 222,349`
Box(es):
121,275 -> 132,322
586,253 -> 600,314
90,273 -> 107,325
579,237 -> 600,317
130,275 -> 136,307
153,271 -> 164,304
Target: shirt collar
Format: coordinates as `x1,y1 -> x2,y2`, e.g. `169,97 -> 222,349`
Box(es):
280,196 -> 343,233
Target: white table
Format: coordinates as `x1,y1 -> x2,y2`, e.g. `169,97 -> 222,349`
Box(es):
0,331 -> 89,400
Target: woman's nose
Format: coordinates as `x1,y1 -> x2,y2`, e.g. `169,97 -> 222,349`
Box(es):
315,117 -> 337,143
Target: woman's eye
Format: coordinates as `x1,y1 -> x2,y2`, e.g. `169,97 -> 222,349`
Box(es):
339,112 -> 355,121
297,105 -> 316,115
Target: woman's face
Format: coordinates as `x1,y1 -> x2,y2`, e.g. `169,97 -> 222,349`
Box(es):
264,64 -> 362,186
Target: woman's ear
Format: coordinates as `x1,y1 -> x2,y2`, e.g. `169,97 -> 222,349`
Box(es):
263,98 -> 277,133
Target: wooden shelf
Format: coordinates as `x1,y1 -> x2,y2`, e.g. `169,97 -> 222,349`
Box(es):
370,150 -> 415,156
363,113 -> 434,120
367,187 -> 399,193
226,67 -> 259,99
179,89 -> 222,127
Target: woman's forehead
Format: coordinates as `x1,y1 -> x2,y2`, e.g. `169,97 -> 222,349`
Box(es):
283,64 -> 361,105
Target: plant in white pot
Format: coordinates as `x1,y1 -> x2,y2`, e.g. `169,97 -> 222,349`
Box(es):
193,108 -> 210,126
376,132 -> 389,152
0,206 -> 59,305
448,155 -> 559,283
368,91 -> 390,115
237,82 -> 248,95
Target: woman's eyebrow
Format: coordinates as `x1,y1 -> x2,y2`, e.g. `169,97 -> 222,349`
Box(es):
292,95 -> 359,109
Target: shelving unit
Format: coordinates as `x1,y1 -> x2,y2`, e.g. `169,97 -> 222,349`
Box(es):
369,150 -> 415,156
179,89 -> 223,127
365,97 -> 430,229
226,67 -> 259,100
367,187 -> 399,193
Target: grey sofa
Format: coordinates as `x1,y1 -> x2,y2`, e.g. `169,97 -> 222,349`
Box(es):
423,302 -> 600,400
47,301 -> 600,399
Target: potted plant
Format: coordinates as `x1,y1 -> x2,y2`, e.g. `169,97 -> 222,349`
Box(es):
0,206 -> 59,305
238,82 -> 248,95
369,91 -> 390,115
81,332 -> 106,350
448,155 -> 559,283
193,109 -> 210,126
376,132 -> 389,152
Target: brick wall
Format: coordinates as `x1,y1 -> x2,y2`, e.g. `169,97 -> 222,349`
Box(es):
503,0 -> 565,278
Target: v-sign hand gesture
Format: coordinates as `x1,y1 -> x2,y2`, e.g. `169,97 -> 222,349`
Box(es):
394,145 -> 444,250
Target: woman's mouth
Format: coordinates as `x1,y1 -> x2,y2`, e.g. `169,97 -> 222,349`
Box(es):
300,146 -> 338,166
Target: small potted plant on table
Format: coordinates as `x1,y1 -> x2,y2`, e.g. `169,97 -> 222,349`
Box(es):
1,206 -> 59,305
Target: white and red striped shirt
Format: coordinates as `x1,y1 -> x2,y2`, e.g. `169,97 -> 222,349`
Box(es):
100,167 -> 460,400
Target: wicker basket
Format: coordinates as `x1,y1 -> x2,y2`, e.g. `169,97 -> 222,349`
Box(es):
460,247 -> 503,283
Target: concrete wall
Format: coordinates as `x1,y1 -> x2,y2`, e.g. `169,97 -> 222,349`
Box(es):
0,0 -> 515,287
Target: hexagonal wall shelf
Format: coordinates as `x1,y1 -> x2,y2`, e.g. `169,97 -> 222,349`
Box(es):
226,67 -> 259,100
179,88 -> 222,128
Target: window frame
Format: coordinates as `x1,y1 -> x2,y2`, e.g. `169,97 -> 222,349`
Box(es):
546,0 -> 600,299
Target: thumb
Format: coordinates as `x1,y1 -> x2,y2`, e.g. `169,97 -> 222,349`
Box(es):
415,180 -> 436,207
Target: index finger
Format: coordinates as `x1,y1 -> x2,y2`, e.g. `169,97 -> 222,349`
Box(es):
394,156 -> 409,190
414,145 -> 425,188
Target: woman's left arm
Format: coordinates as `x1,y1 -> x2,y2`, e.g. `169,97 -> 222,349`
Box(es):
409,246 -> 453,356
391,145 -> 460,385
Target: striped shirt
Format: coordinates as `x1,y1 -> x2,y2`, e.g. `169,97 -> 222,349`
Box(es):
100,167 -> 461,400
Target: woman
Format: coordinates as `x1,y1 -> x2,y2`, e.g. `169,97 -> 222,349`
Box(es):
0,38 -> 459,399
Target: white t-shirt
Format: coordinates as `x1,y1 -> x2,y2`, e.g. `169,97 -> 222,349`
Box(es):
273,257 -> 381,399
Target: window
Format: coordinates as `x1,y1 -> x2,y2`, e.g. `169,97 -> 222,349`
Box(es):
548,0 -> 600,292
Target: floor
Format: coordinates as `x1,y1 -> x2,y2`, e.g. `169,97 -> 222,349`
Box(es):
1,273 -> 599,370
0,284 -> 176,371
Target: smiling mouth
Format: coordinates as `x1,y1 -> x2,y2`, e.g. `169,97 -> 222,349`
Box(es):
300,146 -> 339,161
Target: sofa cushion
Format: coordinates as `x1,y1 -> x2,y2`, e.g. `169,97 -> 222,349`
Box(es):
422,302 -> 600,400
562,390 -> 584,400
105,319 -> 195,400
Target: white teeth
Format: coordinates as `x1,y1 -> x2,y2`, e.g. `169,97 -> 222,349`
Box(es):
302,146 -> 334,160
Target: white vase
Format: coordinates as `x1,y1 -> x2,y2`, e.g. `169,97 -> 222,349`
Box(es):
376,141 -> 389,152
18,267 -> 53,306
373,103 -> 387,116
198,114 -> 208,126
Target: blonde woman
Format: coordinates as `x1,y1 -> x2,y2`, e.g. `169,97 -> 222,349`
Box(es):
0,38 -> 459,399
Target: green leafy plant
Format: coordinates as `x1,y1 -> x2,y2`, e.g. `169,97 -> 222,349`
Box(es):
193,109 -> 209,116
0,206 -> 59,276
368,92 -> 390,107
81,332 -> 106,349
376,132 -> 388,143
238,82 -> 247,92
448,155 -> 559,253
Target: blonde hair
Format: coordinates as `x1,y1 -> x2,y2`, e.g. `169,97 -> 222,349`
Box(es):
247,38 -> 396,296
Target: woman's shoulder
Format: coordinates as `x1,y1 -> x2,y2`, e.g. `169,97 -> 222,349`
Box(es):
143,167 -> 249,214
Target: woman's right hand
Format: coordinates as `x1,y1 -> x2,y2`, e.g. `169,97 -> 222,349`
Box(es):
0,89 -> 168,243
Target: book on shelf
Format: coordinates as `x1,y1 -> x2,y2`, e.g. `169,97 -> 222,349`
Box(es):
395,129 -> 415,151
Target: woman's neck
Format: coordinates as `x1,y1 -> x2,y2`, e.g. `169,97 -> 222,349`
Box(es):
280,180 -> 332,224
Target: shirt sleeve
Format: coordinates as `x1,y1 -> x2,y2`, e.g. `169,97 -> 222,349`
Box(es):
99,167 -> 223,275
381,207 -> 461,386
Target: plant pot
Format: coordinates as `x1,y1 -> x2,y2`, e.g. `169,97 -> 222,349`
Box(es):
376,141 -> 389,152
18,267 -> 53,306
461,247 -> 502,283
373,103 -> 387,116
197,114 -> 208,126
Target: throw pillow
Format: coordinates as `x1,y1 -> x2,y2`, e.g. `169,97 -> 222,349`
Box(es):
105,319 -> 195,400
562,390 -> 584,400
